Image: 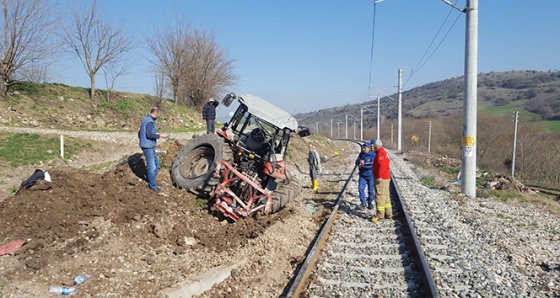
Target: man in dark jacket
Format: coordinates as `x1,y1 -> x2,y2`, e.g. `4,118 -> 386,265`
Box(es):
355,142 -> 375,210
202,98 -> 219,134
138,107 -> 169,193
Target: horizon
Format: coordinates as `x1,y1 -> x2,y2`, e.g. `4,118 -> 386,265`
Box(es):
46,0 -> 560,117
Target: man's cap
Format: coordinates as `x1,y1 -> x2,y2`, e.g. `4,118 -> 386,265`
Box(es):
370,138 -> 376,145
208,98 -> 215,101
362,142 -> 370,147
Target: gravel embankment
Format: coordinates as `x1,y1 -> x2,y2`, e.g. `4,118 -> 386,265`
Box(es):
390,152 -> 560,297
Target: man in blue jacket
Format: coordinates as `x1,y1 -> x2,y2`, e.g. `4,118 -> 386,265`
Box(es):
202,98 -> 219,134
138,107 -> 169,193
355,142 -> 375,210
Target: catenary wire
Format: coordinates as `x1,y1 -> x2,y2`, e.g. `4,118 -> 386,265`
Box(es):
366,1 -> 380,99
403,1 -> 463,88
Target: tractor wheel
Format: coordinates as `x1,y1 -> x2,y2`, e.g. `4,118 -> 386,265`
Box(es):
171,134 -> 232,196
270,178 -> 302,214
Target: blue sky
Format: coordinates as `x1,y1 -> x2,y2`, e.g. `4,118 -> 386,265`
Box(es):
52,0 -> 560,116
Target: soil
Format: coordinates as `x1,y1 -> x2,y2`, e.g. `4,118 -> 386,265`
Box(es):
0,130 -> 355,297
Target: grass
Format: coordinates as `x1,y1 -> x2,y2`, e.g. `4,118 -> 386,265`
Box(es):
0,132 -> 93,167
193,198 -> 207,208
420,177 -> 436,187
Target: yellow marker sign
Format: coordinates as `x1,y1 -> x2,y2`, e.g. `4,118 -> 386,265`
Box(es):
463,136 -> 475,146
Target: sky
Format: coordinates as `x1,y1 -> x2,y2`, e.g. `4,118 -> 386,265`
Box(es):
51,0 -> 560,118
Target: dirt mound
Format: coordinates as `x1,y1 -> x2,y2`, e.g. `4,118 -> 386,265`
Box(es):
0,140 -> 295,296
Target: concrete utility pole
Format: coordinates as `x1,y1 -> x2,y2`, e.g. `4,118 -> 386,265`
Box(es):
330,119 -> 333,139
316,122 -> 319,137
397,68 -> 403,151
511,111 -> 519,178
428,121 -> 432,153
345,115 -> 348,139
461,0 -> 478,197
360,108 -> 364,141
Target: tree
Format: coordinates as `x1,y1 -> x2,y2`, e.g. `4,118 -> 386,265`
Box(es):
182,29 -> 238,107
0,0 -> 59,96
146,17 -> 192,103
62,0 -> 134,100
101,56 -> 134,102
146,17 -> 237,106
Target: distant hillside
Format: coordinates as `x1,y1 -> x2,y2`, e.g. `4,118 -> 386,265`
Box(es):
295,70 -> 560,129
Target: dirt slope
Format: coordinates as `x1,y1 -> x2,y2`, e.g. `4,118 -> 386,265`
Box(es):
0,134 -> 355,297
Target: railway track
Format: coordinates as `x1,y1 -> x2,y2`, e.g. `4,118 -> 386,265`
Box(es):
284,142 -> 438,298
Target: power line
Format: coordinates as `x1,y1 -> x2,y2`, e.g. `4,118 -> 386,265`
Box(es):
366,0 -> 381,99
403,1 -> 463,88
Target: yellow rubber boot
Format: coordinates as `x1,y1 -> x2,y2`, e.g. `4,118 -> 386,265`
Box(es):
312,180 -> 318,191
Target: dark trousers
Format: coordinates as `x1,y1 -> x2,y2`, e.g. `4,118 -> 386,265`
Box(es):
206,119 -> 215,134
358,176 -> 374,206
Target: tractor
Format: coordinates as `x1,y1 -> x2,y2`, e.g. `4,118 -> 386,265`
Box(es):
170,93 -> 309,221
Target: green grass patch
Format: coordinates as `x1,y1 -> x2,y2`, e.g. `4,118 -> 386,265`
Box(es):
420,177 -> 436,186
481,104 -> 541,121
193,198 -> 207,208
0,132 -> 93,167
542,120 -> 560,132
478,189 -> 523,202
11,81 -> 45,97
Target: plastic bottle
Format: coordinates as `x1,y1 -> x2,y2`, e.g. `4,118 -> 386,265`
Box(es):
49,286 -> 79,295
73,274 -> 90,285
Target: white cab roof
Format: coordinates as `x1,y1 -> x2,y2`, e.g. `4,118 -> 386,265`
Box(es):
238,94 -> 299,131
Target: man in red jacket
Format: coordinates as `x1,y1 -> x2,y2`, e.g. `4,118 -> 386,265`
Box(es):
371,139 -> 392,222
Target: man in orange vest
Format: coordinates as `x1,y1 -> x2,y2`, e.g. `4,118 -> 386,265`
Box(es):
371,139 -> 392,222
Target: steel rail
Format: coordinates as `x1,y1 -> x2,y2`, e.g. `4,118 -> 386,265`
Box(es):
391,176 -> 439,297
284,144 -> 360,297
284,139 -> 439,297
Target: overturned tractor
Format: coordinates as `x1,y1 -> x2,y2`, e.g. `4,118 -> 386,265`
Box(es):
171,93 -> 309,221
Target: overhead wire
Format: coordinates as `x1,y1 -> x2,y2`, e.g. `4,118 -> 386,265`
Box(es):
366,0 -> 380,100
403,0 -> 463,88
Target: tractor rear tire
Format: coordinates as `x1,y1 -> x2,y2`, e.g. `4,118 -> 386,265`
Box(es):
270,178 -> 302,214
171,134 -> 232,196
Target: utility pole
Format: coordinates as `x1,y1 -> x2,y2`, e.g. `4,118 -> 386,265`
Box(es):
397,68 -> 403,151
316,122 -> 319,137
376,95 -> 380,139
391,123 -> 394,144
345,115 -> 348,139
428,121 -> 432,153
360,107 -> 364,141
330,119 -> 333,139
511,111 -> 518,178
461,0 -> 478,197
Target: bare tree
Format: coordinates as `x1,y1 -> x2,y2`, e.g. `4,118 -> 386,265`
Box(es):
182,29 -> 238,107
145,17 -> 192,103
153,68 -> 168,100
62,0 -> 134,100
146,17 -> 237,106
101,56 -> 134,102
15,61 -> 49,83
0,0 -> 59,96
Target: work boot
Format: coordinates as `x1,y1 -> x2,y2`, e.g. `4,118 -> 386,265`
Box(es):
312,180 -> 318,191
151,187 -> 162,194
367,202 -> 373,210
371,217 -> 381,223
356,204 -> 366,210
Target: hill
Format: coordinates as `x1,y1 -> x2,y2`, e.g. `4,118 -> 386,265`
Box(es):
295,70 -> 560,130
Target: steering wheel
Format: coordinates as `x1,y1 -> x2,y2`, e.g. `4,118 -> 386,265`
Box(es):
250,128 -> 266,143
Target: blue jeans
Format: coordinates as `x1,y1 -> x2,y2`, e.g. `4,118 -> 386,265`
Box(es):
206,119 -> 215,134
142,148 -> 160,189
358,175 -> 374,205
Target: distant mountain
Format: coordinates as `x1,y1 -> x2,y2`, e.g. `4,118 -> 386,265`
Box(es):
295,70 -> 560,129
